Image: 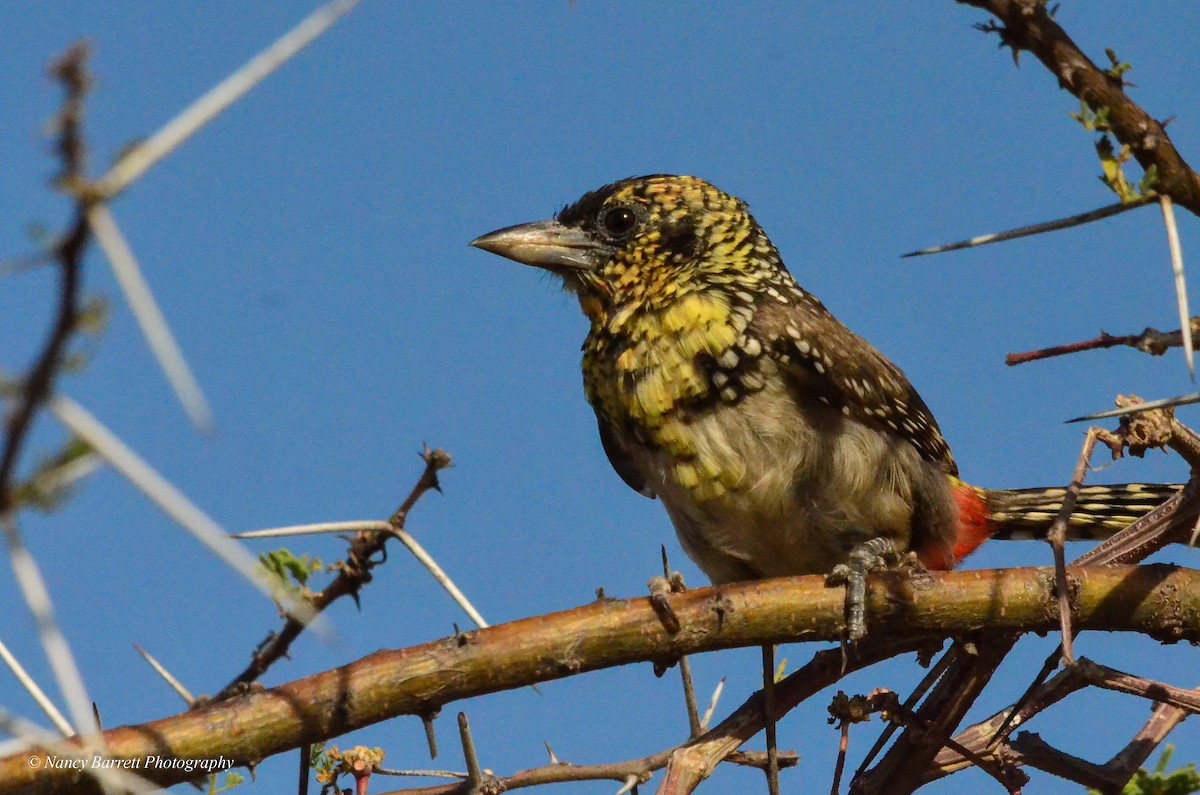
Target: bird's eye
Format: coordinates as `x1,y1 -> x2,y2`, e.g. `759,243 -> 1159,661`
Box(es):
600,206 -> 637,238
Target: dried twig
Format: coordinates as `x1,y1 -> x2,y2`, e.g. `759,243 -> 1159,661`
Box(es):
211,448 -> 451,702
0,44 -> 90,519
856,410 -> 1200,793
1007,319 -> 1200,366
0,45 -> 100,748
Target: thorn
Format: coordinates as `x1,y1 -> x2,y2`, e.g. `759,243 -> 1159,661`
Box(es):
903,196 -> 1151,258
700,677 -> 727,731
133,643 -> 195,705
1066,391 -> 1200,422
458,712 -> 483,790
1160,196 -> 1193,380
422,710 -> 439,760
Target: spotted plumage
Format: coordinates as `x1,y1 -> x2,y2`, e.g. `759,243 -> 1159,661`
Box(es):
472,174 -> 1180,586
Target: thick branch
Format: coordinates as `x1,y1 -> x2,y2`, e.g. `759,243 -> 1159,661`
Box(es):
6,565 -> 1200,793
960,0 -> 1200,215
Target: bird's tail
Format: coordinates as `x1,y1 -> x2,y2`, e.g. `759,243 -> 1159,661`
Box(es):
984,483 -> 1184,541
931,481 -> 1184,570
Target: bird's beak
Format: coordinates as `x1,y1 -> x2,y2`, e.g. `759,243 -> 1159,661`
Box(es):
470,220 -> 607,272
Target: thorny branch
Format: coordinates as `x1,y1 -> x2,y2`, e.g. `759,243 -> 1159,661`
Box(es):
1007,319 -> 1200,366
0,44 -> 92,519
7,563 -> 1200,793
210,446 -> 452,703
854,405 -> 1200,794
960,0 -> 1200,215
376,742 -> 795,795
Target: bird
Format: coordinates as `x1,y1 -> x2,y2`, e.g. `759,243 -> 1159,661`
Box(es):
470,174 -> 1180,638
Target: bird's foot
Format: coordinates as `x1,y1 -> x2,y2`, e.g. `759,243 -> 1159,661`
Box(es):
648,570 -> 687,634
827,538 -> 915,641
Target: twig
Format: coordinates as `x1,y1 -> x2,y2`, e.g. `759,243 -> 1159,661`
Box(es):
873,691 -> 1028,793
299,743 -> 311,795
1007,319 -> 1200,366
0,44 -> 90,518
657,637 -> 923,794
1075,657 -> 1200,715
1104,696 -> 1193,786
1007,732 -> 1115,790
376,739 -> 792,795
374,769 -> 466,780
211,448 -> 451,702
761,644 -> 780,795
903,196 -> 1151,257
927,664 -> 1092,781
852,641 -> 955,779
658,547 -> 701,739
678,657 -> 701,739
1045,427 -> 1102,664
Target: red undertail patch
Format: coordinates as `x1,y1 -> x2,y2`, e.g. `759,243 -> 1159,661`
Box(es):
917,483 -> 993,571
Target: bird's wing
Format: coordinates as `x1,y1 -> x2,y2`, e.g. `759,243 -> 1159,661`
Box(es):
597,413 -> 656,498
754,294 -> 958,475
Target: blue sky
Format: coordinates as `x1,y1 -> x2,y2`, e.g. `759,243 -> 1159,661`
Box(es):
2,2 -> 1200,792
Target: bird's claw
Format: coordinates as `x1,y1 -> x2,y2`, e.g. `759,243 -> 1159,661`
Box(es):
826,537 -> 907,641
648,571 -> 686,634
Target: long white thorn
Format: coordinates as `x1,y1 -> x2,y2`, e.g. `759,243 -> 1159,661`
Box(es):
0,635 -> 74,737
49,394 -> 323,631
1,518 -> 97,741
235,520 -> 491,629
94,0 -> 362,198
231,520 -> 391,539
1161,195 -> 1193,380
87,204 -> 213,432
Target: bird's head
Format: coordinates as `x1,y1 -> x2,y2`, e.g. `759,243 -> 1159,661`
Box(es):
471,175 -> 779,323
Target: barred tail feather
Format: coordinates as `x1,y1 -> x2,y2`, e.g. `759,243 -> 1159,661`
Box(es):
984,483 -> 1184,541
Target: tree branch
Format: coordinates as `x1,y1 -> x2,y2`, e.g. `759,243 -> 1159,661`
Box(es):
5,564 -> 1200,793
959,0 -> 1200,215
